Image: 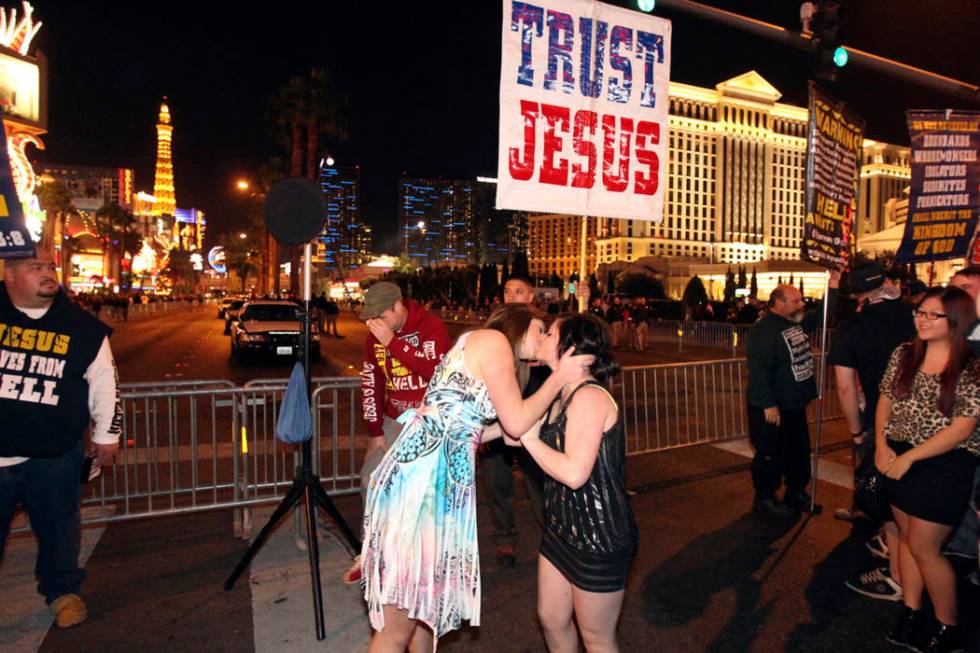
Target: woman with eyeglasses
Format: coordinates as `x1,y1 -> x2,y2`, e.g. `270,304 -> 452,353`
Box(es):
875,286 -> 980,653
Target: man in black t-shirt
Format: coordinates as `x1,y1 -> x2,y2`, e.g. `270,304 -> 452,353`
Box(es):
830,261 -> 915,601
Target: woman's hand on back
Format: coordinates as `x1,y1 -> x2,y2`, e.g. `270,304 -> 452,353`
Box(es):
553,346 -> 595,386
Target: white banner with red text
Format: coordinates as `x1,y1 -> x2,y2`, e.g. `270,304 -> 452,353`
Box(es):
497,0 -> 671,221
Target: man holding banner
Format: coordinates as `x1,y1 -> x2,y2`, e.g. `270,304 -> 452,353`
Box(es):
746,276 -> 839,518
746,83 -> 853,519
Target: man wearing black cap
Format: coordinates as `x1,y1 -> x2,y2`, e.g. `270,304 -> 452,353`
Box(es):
830,260 -> 915,601
344,281 -> 449,584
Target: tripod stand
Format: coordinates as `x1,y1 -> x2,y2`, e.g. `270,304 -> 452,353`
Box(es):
224,242 -> 361,641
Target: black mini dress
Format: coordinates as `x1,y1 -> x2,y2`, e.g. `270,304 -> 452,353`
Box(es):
538,381 -> 638,592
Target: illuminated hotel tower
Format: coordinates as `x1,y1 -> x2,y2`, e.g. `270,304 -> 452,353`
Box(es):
151,99 -> 176,216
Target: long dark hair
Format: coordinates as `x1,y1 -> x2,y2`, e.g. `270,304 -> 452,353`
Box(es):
484,304 -> 543,392
556,313 -> 621,384
892,286 -> 975,415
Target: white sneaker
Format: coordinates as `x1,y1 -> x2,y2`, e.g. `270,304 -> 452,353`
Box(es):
845,567 -> 903,601
865,531 -> 888,560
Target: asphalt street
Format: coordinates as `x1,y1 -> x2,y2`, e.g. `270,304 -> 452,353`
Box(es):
0,303 -> 976,652
105,301 -> 738,388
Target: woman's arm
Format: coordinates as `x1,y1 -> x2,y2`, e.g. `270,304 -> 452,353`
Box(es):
471,330 -> 592,436
481,422 -> 503,443
521,387 -> 612,490
482,418 -> 542,446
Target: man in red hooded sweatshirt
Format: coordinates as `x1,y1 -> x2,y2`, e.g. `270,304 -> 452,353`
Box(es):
344,281 -> 449,583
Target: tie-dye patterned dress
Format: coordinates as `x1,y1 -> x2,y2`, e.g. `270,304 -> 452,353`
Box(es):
361,331 -> 496,643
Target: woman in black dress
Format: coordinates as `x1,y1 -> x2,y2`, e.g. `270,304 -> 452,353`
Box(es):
515,313 -> 637,652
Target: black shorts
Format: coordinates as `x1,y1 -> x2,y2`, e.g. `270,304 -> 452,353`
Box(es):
885,439 -> 979,526
539,528 -> 637,593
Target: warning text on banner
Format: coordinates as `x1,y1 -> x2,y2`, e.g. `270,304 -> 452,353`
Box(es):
801,84 -> 863,271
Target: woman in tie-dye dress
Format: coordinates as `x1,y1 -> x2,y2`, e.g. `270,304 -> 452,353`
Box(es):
361,305 -> 592,652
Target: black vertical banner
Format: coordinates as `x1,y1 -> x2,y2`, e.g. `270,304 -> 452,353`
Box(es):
895,110 -> 980,264
801,83 -> 864,271
0,108 -> 35,258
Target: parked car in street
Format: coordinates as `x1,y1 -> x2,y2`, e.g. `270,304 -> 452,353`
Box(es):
228,300 -> 320,361
217,296 -> 239,319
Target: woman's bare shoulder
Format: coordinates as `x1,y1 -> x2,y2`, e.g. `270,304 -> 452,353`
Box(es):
568,385 -> 618,416
465,329 -> 509,350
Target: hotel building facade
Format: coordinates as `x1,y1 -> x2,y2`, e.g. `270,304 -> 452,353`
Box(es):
527,72 -> 911,297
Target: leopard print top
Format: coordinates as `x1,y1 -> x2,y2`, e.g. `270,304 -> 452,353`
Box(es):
879,344 -> 980,456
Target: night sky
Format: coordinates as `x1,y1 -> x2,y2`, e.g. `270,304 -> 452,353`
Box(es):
29,0 -> 979,253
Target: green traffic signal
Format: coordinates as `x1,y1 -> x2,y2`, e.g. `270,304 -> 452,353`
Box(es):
637,0 -> 656,11
833,46 -> 848,67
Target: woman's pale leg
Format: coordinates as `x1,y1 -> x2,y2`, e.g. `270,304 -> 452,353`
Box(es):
368,605 -> 418,653
537,554 -> 578,653
906,516 -> 956,624
407,622 -> 434,653
572,586 -> 625,653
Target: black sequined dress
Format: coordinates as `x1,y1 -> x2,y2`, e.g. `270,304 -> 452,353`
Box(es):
538,381 -> 638,592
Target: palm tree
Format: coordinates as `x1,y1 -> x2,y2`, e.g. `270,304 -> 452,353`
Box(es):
159,247 -> 198,295
93,202 -> 139,287
37,180 -> 81,288
267,68 -> 348,294
219,233 -> 260,292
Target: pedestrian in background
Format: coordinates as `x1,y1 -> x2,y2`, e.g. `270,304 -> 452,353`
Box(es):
876,287 -> 979,653
745,273 -> 839,518
605,297 -> 623,347
0,247 -> 121,628
323,296 -> 341,337
631,297 -> 650,352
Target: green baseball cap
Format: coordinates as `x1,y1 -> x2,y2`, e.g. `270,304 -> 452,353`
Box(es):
359,281 -> 402,320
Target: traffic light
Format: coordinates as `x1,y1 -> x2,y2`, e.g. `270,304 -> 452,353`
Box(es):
811,1 -> 848,82
636,0 -> 656,11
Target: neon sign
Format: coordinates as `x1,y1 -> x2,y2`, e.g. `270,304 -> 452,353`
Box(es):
208,246 -> 226,273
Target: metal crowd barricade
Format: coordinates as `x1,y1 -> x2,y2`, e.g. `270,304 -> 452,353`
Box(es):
615,356 -> 842,457
615,358 -> 749,453
10,353 -> 842,533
